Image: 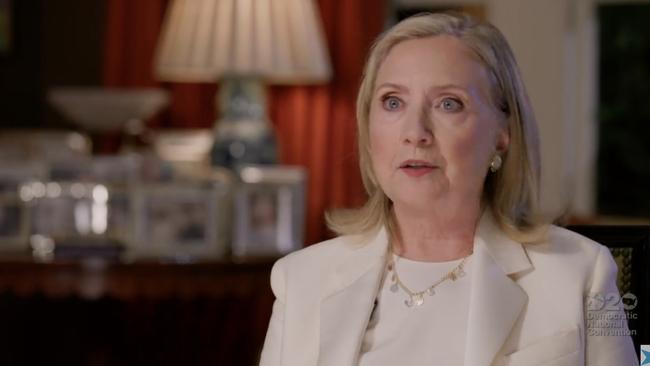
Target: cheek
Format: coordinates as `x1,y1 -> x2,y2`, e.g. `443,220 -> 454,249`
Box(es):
368,120 -> 400,191
444,127 -> 493,174
368,114 -> 397,164
369,126 -> 391,173
369,126 -> 388,151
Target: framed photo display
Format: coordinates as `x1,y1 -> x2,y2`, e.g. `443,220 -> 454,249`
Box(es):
0,194 -> 29,252
21,181 -> 134,247
90,154 -> 142,186
233,165 -> 306,257
131,182 -> 230,260
0,161 -> 47,194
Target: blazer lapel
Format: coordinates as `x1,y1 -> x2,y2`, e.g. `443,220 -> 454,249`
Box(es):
318,228 -> 389,366
315,212 -> 533,366
463,212 -> 533,366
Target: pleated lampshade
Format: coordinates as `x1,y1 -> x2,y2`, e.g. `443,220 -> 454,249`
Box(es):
154,0 -> 332,84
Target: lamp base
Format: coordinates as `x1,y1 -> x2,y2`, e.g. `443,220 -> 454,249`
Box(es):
210,78 -> 278,169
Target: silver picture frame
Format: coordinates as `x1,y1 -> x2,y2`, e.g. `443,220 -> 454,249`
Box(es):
131,182 -> 230,260
20,181 -> 135,248
233,165 -> 306,257
0,161 -> 48,195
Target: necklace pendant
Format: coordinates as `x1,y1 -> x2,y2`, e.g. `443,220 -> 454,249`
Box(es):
405,298 -> 414,307
390,282 -> 399,293
412,293 -> 424,306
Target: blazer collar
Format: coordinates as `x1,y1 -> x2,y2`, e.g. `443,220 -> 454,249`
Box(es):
474,210 -> 533,275
325,227 -> 390,299
318,228 -> 389,365
465,211 -> 531,365
318,210 -> 533,366
328,210 -> 532,295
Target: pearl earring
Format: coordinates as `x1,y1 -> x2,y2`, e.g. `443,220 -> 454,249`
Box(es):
490,155 -> 502,173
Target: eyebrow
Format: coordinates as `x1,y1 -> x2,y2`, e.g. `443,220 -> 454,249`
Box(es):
375,82 -> 469,95
375,82 -> 408,93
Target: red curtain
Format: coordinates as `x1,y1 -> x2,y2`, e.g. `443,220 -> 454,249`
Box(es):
103,0 -> 385,244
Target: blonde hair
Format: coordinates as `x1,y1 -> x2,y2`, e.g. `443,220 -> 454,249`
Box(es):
326,12 -> 546,243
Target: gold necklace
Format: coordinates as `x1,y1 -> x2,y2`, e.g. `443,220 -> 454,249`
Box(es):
386,249 -> 469,308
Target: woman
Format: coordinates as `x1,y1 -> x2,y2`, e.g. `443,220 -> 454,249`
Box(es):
259,13 -> 638,366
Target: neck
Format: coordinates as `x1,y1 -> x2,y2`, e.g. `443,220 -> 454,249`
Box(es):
391,200 -> 483,262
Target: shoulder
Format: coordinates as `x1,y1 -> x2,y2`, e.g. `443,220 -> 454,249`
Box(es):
535,225 -> 602,253
268,233 -> 369,300
525,225 -> 606,259
523,225 -> 616,288
277,233 -> 367,271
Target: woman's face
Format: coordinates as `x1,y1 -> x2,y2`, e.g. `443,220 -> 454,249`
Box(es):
369,35 -> 509,215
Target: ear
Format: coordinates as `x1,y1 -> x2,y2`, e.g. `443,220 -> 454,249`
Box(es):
495,124 -> 510,154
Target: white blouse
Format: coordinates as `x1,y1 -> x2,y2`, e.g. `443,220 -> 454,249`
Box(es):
357,253 -> 473,365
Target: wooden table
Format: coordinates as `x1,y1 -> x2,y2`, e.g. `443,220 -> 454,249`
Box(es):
0,257 -> 276,366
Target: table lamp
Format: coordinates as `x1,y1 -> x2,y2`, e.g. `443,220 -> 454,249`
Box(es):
154,0 -> 332,169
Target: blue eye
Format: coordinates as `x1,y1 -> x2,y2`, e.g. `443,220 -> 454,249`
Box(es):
382,96 -> 402,111
439,97 -> 463,112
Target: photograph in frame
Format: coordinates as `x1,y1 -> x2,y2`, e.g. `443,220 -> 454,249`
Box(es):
22,182 -> 134,246
233,166 -> 306,257
132,183 -> 229,260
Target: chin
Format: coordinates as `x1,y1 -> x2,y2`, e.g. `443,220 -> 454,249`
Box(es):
391,193 -> 443,213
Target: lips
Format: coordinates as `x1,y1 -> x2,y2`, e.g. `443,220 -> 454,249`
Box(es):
399,159 -> 435,169
399,159 -> 436,177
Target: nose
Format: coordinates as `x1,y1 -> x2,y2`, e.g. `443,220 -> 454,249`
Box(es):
401,104 -> 433,147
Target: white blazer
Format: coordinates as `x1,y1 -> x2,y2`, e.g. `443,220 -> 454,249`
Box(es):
259,212 -> 639,366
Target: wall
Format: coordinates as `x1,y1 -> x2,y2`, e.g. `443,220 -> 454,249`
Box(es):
488,0 -> 598,219
0,0 -> 106,129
